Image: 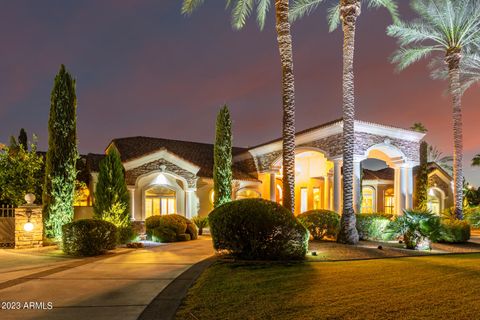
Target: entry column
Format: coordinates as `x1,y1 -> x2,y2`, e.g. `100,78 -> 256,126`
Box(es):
333,159 -> 342,213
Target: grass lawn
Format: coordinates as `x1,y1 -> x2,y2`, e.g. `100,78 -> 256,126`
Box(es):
176,254 -> 480,319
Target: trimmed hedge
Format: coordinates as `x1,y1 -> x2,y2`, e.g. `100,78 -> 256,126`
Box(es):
297,210 -> 340,240
356,213 -> 393,241
117,224 -> 137,244
146,214 -> 197,243
62,219 -> 117,256
209,199 -> 309,260
437,220 -> 471,243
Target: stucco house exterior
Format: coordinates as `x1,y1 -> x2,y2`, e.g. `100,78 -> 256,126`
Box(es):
76,119 -> 453,220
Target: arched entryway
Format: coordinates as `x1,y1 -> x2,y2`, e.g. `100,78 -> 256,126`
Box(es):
270,148 -> 333,215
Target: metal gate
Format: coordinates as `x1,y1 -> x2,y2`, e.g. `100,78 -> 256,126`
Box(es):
0,205 -> 15,248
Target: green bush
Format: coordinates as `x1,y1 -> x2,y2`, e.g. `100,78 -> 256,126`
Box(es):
356,213 -> 393,241
62,219 -> 117,256
297,210 -> 339,240
146,214 -> 197,243
387,210 -> 441,250
192,216 -> 209,235
177,234 -> 192,241
465,206 -> 480,229
438,219 -> 471,243
117,224 -> 137,244
209,199 -> 309,260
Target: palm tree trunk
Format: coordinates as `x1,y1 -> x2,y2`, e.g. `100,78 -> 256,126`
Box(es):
446,50 -> 464,220
275,0 -> 296,214
337,0 -> 360,244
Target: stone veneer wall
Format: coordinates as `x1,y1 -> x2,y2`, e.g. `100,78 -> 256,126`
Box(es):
252,132 -> 420,173
15,205 -> 43,249
125,158 -> 197,188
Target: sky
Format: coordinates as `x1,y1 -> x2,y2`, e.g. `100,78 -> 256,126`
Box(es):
0,1 -> 479,185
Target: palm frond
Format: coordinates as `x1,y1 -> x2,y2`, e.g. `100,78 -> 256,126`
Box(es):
472,154 -> 480,167
231,0 -> 254,30
290,0 -> 324,23
255,0 -> 270,30
181,0 -> 205,15
327,4 -> 340,32
387,22 -> 447,47
390,45 -> 439,71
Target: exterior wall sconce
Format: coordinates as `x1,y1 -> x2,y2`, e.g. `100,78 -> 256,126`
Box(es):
23,193 -> 36,232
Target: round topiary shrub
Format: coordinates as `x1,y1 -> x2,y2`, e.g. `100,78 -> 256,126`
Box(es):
356,213 -> 393,241
297,210 -> 340,240
117,224 -> 138,244
62,219 -> 117,256
437,219 -> 471,243
145,214 -> 197,243
209,199 -> 309,260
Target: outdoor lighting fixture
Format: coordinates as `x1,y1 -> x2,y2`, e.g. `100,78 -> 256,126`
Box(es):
23,193 -> 35,232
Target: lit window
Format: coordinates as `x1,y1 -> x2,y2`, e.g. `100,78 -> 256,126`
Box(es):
313,187 -> 321,210
236,188 -> 260,200
361,187 -> 375,213
427,188 -> 441,214
74,184 -> 90,207
145,186 -> 176,217
384,188 -> 395,214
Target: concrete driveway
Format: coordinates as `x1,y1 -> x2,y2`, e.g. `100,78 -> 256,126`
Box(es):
0,236 -> 214,320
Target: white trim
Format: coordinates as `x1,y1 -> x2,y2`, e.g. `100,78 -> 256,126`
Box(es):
355,120 -> 425,142
123,149 -> 200,174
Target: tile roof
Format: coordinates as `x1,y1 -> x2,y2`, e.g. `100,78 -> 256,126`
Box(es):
108,136 -> 258,181
363,168 -> 394,181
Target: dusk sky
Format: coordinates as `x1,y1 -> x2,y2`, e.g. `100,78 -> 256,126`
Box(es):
1,1 -> 479,185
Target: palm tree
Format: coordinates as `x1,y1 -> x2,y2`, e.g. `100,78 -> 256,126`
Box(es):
290,0 -> 399,244
410,122 -> 428,133
428,145 -> 453,174
472,154 -> 480,167
387,0 -> 480,220
182,0 -> 297,213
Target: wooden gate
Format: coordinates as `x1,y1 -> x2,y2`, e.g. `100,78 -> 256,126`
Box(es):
0,205 -> 15,248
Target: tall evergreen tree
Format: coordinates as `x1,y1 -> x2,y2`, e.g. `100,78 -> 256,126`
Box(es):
94,148 -> 130,227
416,141 -> 429,210
18,128 -> 28,150
213,105 -> 233,208
43,65 -> 79,239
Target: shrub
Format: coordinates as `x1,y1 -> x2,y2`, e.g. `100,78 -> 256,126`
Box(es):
465,206 -> 480,229
297,210 -> 339,240
146,214 -> 197,243
177,234 -> 192,241
192,216 -> 209,235
356,213 -> 393,241
62,219 -> 117,256
387,210 -> 441,250
437,220 -> 471,243
117,224 -> 137,244
209,199 -> 309,260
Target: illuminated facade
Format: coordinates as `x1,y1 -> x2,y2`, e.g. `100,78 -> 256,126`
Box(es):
79,119 -> 452,219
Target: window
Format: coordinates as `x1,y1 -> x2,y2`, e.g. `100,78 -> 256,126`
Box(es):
74,184 -> 90,207
145,186 -> 176,217
300,188 -> 308,213
313,187 -> 321,210
384,188 -> 395,214
236,188 -> 260,200
361,187 -> 375,213
427,188 -> 441,215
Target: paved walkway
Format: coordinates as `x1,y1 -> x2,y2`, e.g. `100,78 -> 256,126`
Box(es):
0,237 -> 214,320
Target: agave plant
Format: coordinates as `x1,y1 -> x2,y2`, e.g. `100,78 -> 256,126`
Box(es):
387,210 -> 441,250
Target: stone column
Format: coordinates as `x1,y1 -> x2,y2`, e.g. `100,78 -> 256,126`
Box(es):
269,172 -> 276,202
185,188 -> 198,219
323,174 -> 329,210
405,165 -> 414,210
352,160 -> 362,214
128,187 -> 135,220
333,160 -> 342,213
394,166 -> 407,215
15,205 -> 43,249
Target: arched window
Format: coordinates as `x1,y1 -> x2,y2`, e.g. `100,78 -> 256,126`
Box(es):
145,186 -> 176,217
236,188 -> 261,200
384,188 -> 395,214
361,187 -> 376,213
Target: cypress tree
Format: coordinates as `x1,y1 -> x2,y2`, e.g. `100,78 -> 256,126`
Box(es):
43,65 -> 79,239
18,128 -> 28,150
416,141 -> 429,210
93,148 -> 130,227
213,105 -> 232,208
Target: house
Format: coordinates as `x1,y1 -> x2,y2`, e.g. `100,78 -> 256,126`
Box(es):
75,119 -> 453,221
